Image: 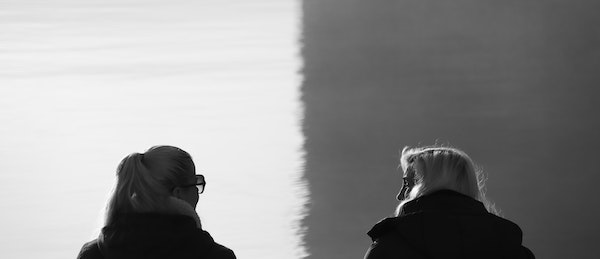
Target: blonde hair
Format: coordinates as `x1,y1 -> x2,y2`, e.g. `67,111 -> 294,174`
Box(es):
104,145 -> 195,225
396,145 -> 496,215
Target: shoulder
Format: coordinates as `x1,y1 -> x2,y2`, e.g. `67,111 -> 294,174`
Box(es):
483,213 -> 527,243
77,239 -> 103,259
364,232 -> 425,259
367,216 -> 422,242
207,242 -> 236,259
195,230 -> 236,259
365,217 -> 427,259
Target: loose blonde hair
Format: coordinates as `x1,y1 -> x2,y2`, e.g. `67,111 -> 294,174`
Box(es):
396,145 -> 496,215
104,145 -> 195,226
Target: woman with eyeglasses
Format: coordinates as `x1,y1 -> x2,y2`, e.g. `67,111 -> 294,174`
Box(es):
77,145 -> 235,259
364,145 -> 534,259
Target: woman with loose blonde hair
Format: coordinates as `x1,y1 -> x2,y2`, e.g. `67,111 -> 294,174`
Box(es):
78,145 -> 235,259
395,146 -> 494,215
365,145 -> 534,259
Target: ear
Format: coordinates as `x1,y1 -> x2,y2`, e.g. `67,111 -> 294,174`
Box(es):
171,187 -> 184,199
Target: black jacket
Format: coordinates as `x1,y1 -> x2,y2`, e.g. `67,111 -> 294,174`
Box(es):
365,190 -> 535,259
77,213 -> 236,259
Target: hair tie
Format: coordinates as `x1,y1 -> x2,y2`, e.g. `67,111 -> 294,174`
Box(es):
138,153 -> 145,164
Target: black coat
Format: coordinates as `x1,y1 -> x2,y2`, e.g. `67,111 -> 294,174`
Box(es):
365,190 -> 535,259
77,213 -> 235,259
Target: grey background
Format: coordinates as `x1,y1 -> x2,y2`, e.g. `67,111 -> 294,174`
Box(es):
301,1 -> 600,258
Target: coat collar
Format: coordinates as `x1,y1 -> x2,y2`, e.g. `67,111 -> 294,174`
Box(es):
399,189 -> 487,216
161,197 -> 202,229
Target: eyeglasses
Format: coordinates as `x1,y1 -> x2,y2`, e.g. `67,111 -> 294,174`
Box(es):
402,176 -> 415,188
179,174 -> 206,194
398,176 -> 416,200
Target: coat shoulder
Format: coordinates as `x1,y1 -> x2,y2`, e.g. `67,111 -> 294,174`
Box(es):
207,242 -> 236,259
364,232 -> 425,259
77,239 -> 103,259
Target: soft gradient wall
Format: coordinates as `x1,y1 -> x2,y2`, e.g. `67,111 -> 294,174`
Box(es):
0,1 -> 307,258
301,1 -> 600,258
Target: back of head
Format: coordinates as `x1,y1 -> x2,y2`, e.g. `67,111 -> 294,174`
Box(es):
105,145 -> 195,225
398,145 -> 493,214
